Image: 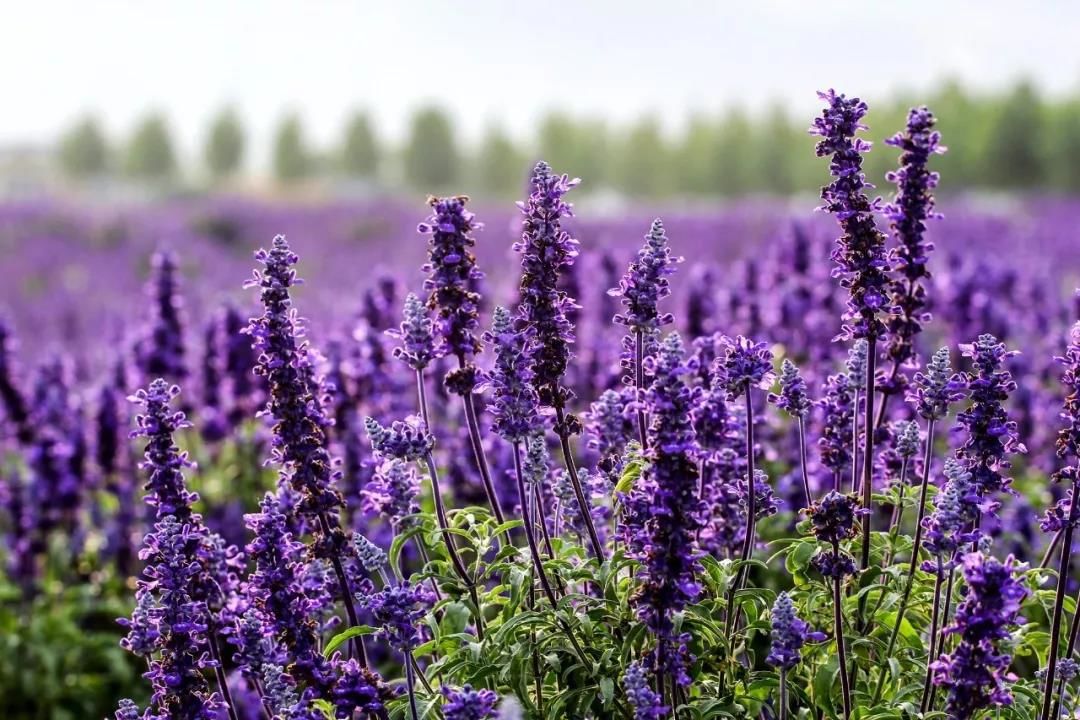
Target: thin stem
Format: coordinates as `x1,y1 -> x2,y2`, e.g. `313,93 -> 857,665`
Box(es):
404,655 -> 421,720
422,452 -> 484,640
1051,580 -> 1080,720
1042,528 -> 1065,569
553,403 -> 606,561
318,512 -> 369,666
725,388 -> 757,638
920,562 -> 946,713
778,669 -> 788,720
860,336 -> 877,571
634,330 -> 649,450
1040,475 -> 1080,720
513,443 -> 564,612
461,389 -> 506,525
874,419 -> 936,699
833,542 -> 853,720
926,564 -> 957,712
850,387 -> 860,494
797,416 -> 813,508
415,370 -> 431,429
207,620 -> 239,720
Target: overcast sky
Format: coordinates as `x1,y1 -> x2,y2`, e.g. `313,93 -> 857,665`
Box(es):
3,0 -> 1078,166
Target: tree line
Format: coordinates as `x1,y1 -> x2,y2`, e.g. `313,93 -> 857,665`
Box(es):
55,80 -> 1080,197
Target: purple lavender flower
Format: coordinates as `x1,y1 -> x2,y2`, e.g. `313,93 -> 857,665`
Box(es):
0,316 -> 32,443
352,532 -> 387,574
586,387 -> 636,474
1055,322 -> 1080,465
359,581 -> 434,652
245,235 -> 342,517
514,161 -> 580,409
922,460 -> 979,570
419,195 -> 484,393
482,306 -> 543,442
129,379 -> 198,521
807,491 -> 861,544
718,335 -> 775,401
846,339 -> 868,385
364,415 -> 434,462
623,661 -> 667,720
769,359 -> 812,418
442,684 -> 499,720
810,89 -> 891,341
361,458 -> 420,528
388,292 -> 436,372
221,303 -> 260,426
883,107 -> 945,369
332,659 -> 395,719
692,371 -> 731,455
956,335 -> 1026,509
611,218 -> 680,332
818,372 -> 856,477
137,249 -> 188,382
908,347 -> 965,421
114,699 -> 142,720
126,516 -> 224,720
931,551 -> 1028,720
895,420 -> 921,459
766,592 -> 824,670
261,665 -> 318,720
96,360 -> 126,477
744,469 -> 780,522
623,332 -> 703,687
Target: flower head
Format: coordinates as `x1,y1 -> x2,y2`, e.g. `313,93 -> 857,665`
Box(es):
718,335 -> 775,401
818,372 -> 856,476
482,306 -> 543,442
360,581 -> 434,653
129,379 -> 197,521
514,161 -> 581,408
895,420 -> 921,459
1055,321 -> 1080,464
769,358 -> 812,418
922,460 -> 980,569
811,90 -> 891,341
388,292 -> 436,372
362,458 -> 420,528
610,218 -> 681,333
365,415 -> 434,462
137,249 -> 187,382
909,347 -> 965,421
623,661 -> 667,720
807,491 -> 861,544
442,684 -> 499,720
352,533 -> 386,574
766,592 -> 824,670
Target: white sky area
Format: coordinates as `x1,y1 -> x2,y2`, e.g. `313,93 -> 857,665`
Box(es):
3,0 -> 1078,168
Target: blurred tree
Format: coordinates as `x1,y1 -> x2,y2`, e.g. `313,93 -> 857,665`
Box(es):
57,116 -> 109,179
756,104 -> 797,195
574,119 -> 610,189
474,124 -> 525,198
204,107 -> 245,180
537,112 -> 581,180
273,113 -> 311,184
404,106 -> 458,190
612,116 -> 670,198
1049,99 -> 1080,192
125,114 -> 176,180
711,108 -> 755,196
674,115 -> 716,195
341,111 -> 379,179
983,80 -> 1046,189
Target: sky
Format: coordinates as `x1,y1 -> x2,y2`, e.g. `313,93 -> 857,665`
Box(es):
2,0 -> 1078,168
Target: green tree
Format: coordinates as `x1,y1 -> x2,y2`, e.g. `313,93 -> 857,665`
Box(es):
474,125 -> 525,198
1049,99 -> 1080,192
756,104 -> 797,195
983,80 -> 1045,189
574,119 -> 609,189
404,106 -> 458,190
711,108 -> 754,196
204,107 -> 245,180
273,113 -> 311,184
57,116 -> 109,179
537,112 -> 580,179
341,111 -> 379,178
675,115 -> 717,195
125,114 -> 176,180
612,116 -> 669,198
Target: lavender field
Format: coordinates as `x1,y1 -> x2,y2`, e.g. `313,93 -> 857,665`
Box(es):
2,96 -> 1080,720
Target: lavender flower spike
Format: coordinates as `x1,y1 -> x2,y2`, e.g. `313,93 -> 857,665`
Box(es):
623,661 -> 667,720
769,359 -> 812,418
129,378 -> 198,521
442,684 -> 499,720
767,592 -> 823,670
909,347 -> 965,421
482,306 -> 543,443
388,292 -> 436,372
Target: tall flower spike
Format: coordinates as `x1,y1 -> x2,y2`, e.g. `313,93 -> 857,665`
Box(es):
883,106 -> 945,369
921,459 -> 979,571
819,372 -> 856,477
810,89 -> 891,341
388,292 -> 436,372
956,335 -> 1026,510
908,347 -> 965,421
895,420 -> 921,459
365,415 -> 435,462
623,332 -> 703,687
766,592 -> 824,670
931,552 -> 1028,720
245,235 -> 341,517
362,458 -> 420,528
718,335 -> 775,401
623,661 -> 667,720
482,306 -> 543,442
138,249 -> 188,382
611,218 -> 681,333
769,359 -> 812,418
1055,321 -> 1080,466
129,379 -> 198,521
514,161 -> 581,408
419,195 -> 484,392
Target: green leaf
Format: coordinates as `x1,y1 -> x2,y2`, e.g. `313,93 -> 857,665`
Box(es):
323,625 -> 377,656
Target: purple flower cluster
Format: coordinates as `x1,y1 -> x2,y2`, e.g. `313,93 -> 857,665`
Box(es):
364,415 -> 434,462
883,106 -> 945,369
129,379 -> 198,521
922,460 -> 979,570
362,459 -> 420,529
931,551 -> 1028,720
623,662 -> 667,720
482,306 -> 542,442
514,161 -> 580,408
956,335 -> 1026,509
245,235 -> 342,517
807,491 -> 861,578
624,332 -> 703,686
442,684 -> 499,720
586,387 -> 636,474
769,359 -> 812,418
909,347 -> 965,421
388,293 -> 436,372
137,249 -> 188,383
418,196 -> 484,392
810,89 -> 891,341
766,592 -> 823,670
717,335 -> 775,401
360,581 -> 434,653
818,372 -> 856,477
1056,322 -> 1080,465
